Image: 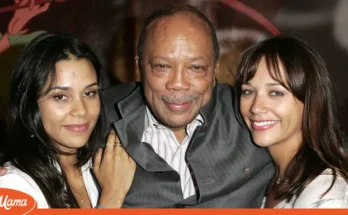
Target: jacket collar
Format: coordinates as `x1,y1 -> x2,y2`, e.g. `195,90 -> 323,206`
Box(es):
116,85 -> 145,117
112,83 -> 219,173
112,85 -> 174,172
199,84 -> 218,126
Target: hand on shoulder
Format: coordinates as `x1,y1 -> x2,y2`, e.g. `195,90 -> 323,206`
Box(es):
93,129 -> 136,208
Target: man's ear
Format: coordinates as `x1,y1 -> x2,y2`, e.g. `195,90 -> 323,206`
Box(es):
135,55 -> 140,69
213,61 -> 220,87
135,55 -> 144,80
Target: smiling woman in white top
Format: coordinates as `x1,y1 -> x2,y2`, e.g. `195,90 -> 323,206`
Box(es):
0,33 -> 135,208
235,36 -> 348,208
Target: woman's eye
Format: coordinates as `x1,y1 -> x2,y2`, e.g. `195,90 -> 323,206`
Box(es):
270,91 -> 284,96
241,89 -> 254,96
85,90 -> 98,97
53,94 -> 66,100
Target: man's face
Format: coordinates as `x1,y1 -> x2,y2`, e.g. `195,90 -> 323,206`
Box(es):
139,13 -> 218,130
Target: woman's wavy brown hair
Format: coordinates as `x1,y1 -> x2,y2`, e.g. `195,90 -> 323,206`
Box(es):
235,36 -> 348,201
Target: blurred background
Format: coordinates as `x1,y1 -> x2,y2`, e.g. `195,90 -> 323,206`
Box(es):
1,0 -> 348,152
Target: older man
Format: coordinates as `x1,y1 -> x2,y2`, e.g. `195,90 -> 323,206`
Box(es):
104,4 -> 274,207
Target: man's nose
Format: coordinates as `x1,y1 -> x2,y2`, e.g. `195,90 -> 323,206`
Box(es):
165,66 -> 190,91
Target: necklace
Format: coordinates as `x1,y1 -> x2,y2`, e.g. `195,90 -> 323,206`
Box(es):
78,168 -> 86,208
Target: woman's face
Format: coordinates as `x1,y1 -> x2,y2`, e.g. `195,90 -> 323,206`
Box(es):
240,57 -> 304,150
38,58 -> 100,153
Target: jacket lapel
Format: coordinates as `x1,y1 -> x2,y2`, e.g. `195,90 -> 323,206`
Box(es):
112,86 -> 174,172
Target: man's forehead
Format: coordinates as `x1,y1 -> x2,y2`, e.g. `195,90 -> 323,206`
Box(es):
147,12 -> 210,37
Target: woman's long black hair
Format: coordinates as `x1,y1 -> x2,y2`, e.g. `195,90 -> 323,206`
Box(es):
235,36 -> 348,201
6,32 -> 105,208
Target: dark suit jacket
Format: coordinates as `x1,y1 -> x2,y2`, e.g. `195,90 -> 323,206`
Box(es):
104,82 -> 274,208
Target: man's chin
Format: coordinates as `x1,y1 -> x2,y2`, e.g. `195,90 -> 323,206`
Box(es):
162,118 -> 195,130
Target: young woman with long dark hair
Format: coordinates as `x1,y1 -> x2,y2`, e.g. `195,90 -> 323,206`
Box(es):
0,32 -> 135,208
236,36 -> 348,208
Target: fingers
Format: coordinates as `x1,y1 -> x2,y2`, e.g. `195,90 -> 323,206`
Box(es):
93,148 -> 103,172
128,153 -> 135,163
101,129 -> 131,165
109,130 -> 133,167
104,129 -> 116,154
113,131 -> 123,157
127,155 -> 136,171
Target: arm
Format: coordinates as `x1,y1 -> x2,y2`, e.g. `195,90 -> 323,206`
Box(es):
92,130 -> 136,208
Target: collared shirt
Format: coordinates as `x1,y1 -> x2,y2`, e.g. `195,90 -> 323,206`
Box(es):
142,106 -> 204,199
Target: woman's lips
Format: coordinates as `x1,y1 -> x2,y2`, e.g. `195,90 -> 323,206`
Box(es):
251,120 -> 278,131
62,123 -> 89,133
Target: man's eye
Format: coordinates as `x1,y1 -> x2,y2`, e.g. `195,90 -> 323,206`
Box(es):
153,64 -> 171,73
154,64 -> 169,69
190,65 -> 206,72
